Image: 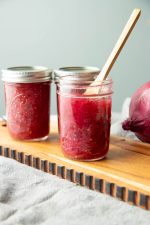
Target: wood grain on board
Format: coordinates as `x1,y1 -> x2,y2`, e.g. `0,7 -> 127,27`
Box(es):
0,121 -> 150,210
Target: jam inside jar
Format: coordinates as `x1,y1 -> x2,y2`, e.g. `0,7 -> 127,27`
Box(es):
2,66 -> 52,141
55,67 -> 113,161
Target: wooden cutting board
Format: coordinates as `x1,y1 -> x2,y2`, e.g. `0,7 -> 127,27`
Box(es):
0,120 -> 150,210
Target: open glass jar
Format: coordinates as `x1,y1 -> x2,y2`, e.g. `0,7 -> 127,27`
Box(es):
54,67 -> 113,161
2,66 -> 52,141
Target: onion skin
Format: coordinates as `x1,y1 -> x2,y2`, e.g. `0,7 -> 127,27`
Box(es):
122,81 -> 150,143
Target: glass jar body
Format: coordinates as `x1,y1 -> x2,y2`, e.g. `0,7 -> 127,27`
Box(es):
56,79 -> 112,161
5,81 -> 50,140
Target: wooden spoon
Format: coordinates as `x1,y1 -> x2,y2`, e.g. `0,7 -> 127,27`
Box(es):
85,8 -> 141,95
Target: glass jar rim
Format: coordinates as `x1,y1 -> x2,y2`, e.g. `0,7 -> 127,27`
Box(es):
57,75 -> 113,88
54,66 -> 100,75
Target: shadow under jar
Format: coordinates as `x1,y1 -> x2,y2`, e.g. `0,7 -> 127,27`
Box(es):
54,67 -> 113,161
2,66 -> 52,141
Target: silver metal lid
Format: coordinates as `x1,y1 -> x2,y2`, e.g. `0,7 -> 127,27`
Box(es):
54,66 -> 100,81
2,66 -> 52,83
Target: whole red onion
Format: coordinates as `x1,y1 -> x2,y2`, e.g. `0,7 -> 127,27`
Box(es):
122,81 -> 150,143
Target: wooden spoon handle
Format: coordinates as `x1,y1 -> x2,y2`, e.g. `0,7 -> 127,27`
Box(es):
96,8 -> 141,82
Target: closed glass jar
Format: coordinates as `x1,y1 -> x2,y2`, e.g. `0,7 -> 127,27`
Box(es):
54,67 -> 113,161
2,66 -> 52,141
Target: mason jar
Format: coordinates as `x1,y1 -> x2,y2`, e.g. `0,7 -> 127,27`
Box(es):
2,66 -> 52,141
54,67 -> 113,161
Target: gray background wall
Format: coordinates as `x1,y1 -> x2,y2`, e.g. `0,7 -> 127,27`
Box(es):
0,0 -> 149,115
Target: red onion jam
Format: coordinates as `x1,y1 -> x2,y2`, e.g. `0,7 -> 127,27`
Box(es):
55,67 -> 113,161
5,82 -> 50,140
57,94 -> 111,160
2,66 -> 51,141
